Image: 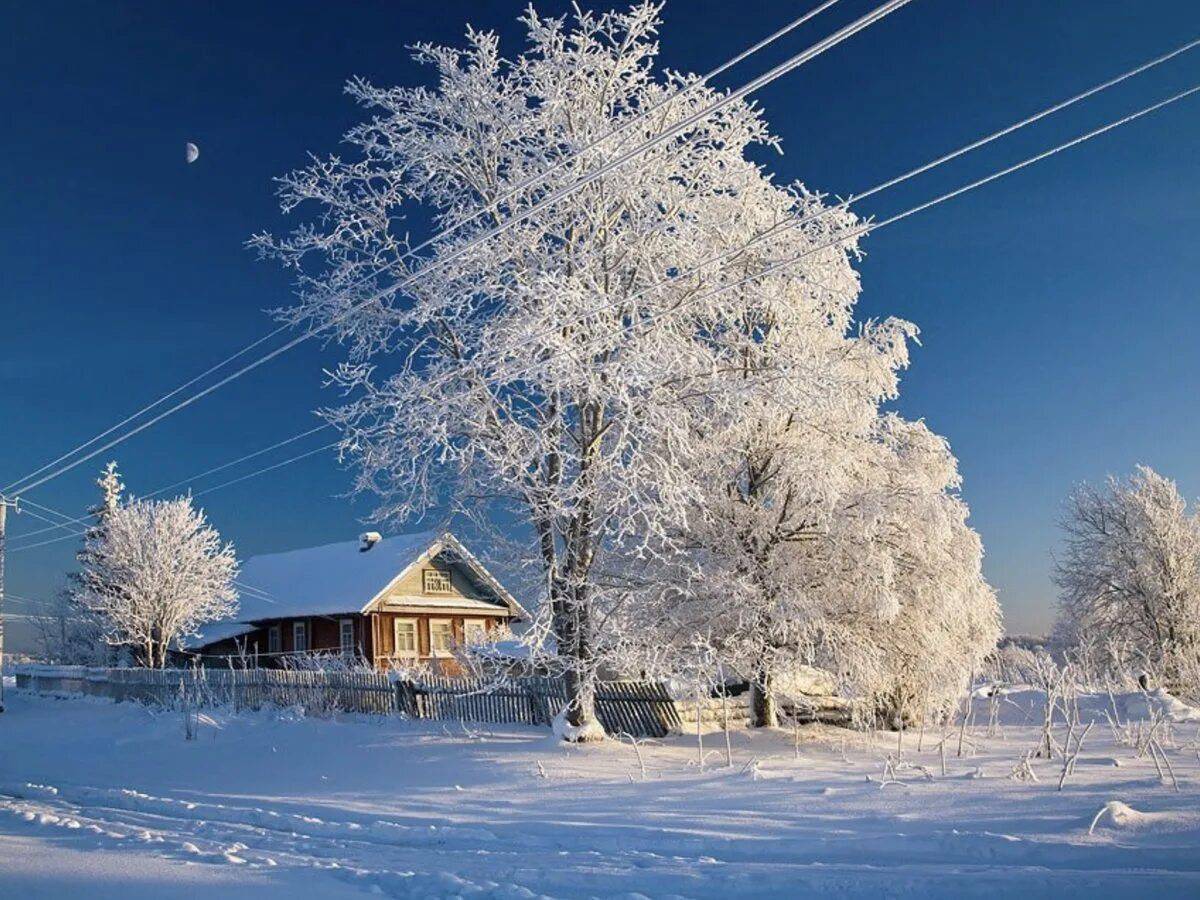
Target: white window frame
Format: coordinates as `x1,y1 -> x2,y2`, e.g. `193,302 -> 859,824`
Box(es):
428,618 -> 454,657
293,620 -> 308,653
392,618 -> 419,658
339,618 -> 355,656
268,625 -> 281,655
422,567 -> 453,595
463,620 -> 487,646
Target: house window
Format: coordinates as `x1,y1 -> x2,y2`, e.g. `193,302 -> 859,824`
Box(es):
339,619 -> 355,656
422,567 -> 453,594
268,625 -> 281,655
463,620 -> 487,646
429,619 -> 454,656
293,621 -> 308,653
393,619 -> 418,657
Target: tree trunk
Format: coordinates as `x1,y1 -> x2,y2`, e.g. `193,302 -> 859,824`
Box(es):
563,667 -> 601,731
554,409 -> 606,742
560,581 -> 603,740
751,666 -> 778,728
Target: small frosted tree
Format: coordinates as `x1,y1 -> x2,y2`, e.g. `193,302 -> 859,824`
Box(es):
1054,466 -> 1200,691
57,461 -> 129,664
78,495 -> 239,667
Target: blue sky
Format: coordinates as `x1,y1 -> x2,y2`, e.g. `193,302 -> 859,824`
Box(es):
2,0 -> 1198,642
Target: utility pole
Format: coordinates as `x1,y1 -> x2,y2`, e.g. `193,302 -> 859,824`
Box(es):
0,494 -> 19,713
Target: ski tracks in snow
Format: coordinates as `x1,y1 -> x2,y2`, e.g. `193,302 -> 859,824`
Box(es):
0,782 -> 539,899
4,778 -> 1200,898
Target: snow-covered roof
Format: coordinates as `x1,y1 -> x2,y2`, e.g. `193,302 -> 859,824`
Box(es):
187,619 -> 256,649
206,531 -> 527,632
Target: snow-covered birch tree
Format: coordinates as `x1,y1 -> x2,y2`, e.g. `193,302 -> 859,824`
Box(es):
1054,466 -> 1200,690
252,3 -> 841,737
78,495 -> 239,668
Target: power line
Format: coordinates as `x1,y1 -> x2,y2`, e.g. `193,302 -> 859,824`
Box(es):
8,441 -> 341,554
144,425 -> 332,500
0,325 -> 293,498
8,425 -> 334,546
687,82 -> 1200,322
13,500 -> 86,539
4,591 -> 48,606
0,2 -> 841,498
9,506 -> 77,538
648,35 -> 1200,308
400,35 -> 1200,397
2,0 -> 912,499
12,48 -> 1194,557
193,441 -> 340,498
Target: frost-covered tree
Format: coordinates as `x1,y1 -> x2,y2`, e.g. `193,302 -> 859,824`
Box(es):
600,157 -> 998,726
78,494 -> 239,667
56,462 -> 129,664
253,3 -> 839,737
850,420 -> 1001,724
1054,466 -> 1200,690
626,408 -> 1000,727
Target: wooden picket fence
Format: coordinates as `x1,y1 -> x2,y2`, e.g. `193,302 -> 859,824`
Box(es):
109,667 -> 397,714
398,675 -> 551,725
16,666 -> 683,737
398,676 -> 682,737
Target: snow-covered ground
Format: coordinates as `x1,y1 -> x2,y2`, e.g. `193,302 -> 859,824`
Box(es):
2,689 -> 1198,898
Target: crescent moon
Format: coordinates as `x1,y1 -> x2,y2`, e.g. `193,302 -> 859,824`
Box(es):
186,142 -> 200,164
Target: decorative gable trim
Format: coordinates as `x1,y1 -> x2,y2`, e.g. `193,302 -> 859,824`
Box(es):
359,533 -> 529,621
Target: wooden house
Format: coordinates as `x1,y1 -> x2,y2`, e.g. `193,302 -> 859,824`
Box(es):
188,531 -> 527,673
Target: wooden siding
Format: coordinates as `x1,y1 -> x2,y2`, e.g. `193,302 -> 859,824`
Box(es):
369,611 -> 502,674
214,613 -> 364,663
379,553 -> 483,604
201,611 -> 503,673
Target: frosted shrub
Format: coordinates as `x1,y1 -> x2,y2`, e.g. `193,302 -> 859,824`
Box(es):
1055,467 -> 1200,695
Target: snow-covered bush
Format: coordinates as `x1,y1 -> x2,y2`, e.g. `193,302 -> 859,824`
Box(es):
852,431 -> 1001,726
1054,467 -> 1200,695
277,651 -> 375,674
620,411 -> 999,727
